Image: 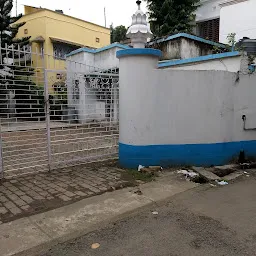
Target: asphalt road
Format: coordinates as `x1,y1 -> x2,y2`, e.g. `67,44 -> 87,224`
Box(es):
42,175 -> 256,256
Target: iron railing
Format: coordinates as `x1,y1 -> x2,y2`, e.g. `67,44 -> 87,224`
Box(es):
0,44 -> 119,178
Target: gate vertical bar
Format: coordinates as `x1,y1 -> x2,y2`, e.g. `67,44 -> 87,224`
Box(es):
44,69 -> 52,171
0,125 -> 4,179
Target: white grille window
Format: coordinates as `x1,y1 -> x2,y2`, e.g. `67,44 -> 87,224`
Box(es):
53,42 -> 79,59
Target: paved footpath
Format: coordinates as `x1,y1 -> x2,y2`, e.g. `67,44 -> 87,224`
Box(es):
0,164 -> 131,224
0,172 -> 197,256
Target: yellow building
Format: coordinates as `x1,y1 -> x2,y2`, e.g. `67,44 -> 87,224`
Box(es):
15,5 -> 110,87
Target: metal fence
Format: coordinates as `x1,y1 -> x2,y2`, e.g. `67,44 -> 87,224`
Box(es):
0,44 -> 119,178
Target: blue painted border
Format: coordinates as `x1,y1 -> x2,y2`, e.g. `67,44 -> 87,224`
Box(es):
116,48 -> 162,59
119,141 -> 256,168
66,43 -> 131,57
147,33 -> 227,48
158,51 -> 240,68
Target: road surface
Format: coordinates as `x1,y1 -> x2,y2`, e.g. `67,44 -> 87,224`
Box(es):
42,175 -> 256,256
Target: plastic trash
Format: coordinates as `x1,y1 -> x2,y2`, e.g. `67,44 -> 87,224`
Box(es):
152,211 -> 159,215
91,243 -> 100,249
177,170 -> 198,178
138,165 -> 145,172
217,180 -> 228,186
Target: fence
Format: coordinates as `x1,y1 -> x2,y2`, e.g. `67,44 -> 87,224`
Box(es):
0,44 -> 119,178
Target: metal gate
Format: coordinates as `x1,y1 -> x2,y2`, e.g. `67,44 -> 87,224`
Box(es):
0,45 -> 119,178
46,69 -> 119,171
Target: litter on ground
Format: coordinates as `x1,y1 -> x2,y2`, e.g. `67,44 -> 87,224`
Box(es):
177,170 -> 199,178
152,211 -> 159,215
217,180 -> 229,186
138,165 -> 145,172
91,243 -> 100,249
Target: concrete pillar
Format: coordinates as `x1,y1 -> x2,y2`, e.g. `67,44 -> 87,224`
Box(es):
116,48 -> 162,168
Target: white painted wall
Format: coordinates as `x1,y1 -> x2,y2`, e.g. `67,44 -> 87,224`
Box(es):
94,47 -> 122,70
196,0 -> 255,43
220,0 -> 256,43
119,55 -> 256,147
234,74 -> 256,141
119,55 -> 160,146
163,55 -> 243,72
67,52 -> 95,74
196,0 -> 221,22
67,46 -> 124,74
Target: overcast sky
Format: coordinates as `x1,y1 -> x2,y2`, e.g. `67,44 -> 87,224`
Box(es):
13,0 -> 147,27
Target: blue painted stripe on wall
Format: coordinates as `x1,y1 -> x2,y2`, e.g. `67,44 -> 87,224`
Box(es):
158,51 -> 240,68
119,141 -> 256,168
116,48 -> 162,59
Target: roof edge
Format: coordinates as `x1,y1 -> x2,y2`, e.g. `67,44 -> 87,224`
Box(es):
23,5 -> 110,31
66,43 -> 131,57
158,51 -> 241,68
148,33 -> 227,48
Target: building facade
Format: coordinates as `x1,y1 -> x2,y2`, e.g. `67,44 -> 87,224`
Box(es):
15,5 -> 110,88
196,0 -> 256,43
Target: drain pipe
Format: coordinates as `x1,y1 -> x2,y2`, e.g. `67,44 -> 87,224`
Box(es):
242,115 -> 256,131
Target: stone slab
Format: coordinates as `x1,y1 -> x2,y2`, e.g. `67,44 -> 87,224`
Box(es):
139,174 -> 198,202
192,167 -> 220,181
214,164 -> 238,170
222,171 -> 244,181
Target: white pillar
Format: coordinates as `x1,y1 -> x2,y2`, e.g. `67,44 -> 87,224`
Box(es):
117,48 -> 162,168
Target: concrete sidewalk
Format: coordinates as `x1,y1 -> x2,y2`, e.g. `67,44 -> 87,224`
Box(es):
0,173 -> 198,256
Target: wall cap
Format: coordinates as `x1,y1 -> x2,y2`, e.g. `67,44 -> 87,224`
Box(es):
116,48 -> 162,59
158,51 -> 241,68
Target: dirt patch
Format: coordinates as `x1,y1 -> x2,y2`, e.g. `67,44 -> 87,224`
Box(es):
190,175 -> 209,184
121,169 -> 158,184
211,168 -> 235,177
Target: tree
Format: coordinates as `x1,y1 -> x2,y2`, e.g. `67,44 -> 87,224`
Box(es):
145,0 -> 200,37
0,0 -> 44,120
110,25 -> 127,43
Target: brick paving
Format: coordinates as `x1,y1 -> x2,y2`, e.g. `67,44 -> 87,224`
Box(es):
0,165 -> 132,224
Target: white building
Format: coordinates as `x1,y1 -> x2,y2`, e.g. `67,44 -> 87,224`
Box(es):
196,0 -> 256,43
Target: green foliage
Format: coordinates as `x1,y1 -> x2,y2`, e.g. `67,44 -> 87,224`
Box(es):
0,0 -> 30,48
122,169 -> 157,183
144,0 -> 200,37
226,33 -> 242,52
110,25 -> 127,43
227,33 -> 236,48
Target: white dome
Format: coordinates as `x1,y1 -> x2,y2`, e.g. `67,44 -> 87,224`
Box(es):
126,1 -> 153,48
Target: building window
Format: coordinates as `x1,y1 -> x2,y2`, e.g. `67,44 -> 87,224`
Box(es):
24,29 -> 28,34
197,18 -> 220,42
53,42 -> 79,59
96,37 -> 100,43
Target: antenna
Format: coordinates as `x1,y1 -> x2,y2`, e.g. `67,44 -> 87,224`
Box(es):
104,7 -> 106,27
